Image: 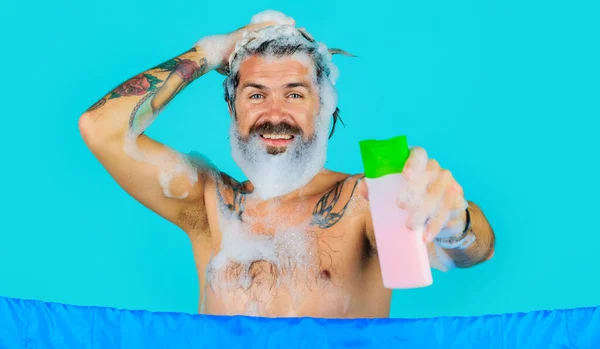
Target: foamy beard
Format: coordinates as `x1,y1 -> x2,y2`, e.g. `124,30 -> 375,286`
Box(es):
229,57 -> 337,201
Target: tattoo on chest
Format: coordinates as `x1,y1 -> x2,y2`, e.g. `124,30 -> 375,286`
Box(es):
219,176 -> 359,230
228,181 -> 246,221
209,177 -> 363,312
218,174 -> 247,220
311,179 -> 359,229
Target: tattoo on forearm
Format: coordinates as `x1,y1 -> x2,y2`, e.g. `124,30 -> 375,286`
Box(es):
128,93 -> 154,133
154,57 -> 205,81
87,97 -> 106,112
85,47 -> 207,118
311,179 -> 359,229
153,58 -> 180,72
109,73 -> 163,100
127,57 -> 208,135
151,48 -> 197,72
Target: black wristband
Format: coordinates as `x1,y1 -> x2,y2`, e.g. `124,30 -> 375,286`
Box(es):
434,208 -> 471,245
462,207 -> 471,234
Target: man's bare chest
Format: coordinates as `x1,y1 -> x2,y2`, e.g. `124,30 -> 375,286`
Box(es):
205,175 -> 369,294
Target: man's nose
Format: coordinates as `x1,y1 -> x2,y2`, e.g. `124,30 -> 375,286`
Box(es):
261,98 -> 292,124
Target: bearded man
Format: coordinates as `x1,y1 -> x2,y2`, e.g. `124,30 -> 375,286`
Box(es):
79,11 -> 494,318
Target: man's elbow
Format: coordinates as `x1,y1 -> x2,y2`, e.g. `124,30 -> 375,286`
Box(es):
455,245 -> 495,269
486,247 -> 495,261
79,111 -> 105,139
78,111 -> 119,149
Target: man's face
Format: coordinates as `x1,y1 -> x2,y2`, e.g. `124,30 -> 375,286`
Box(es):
231,55 -> 321,155
228,53 -> 331,199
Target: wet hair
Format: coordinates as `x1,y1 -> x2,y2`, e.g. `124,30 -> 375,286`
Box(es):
223,36 -> 345,138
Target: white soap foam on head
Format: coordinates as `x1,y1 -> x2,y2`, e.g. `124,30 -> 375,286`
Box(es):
195,10 -> 295,70
226,25 -> 304,75
250,10 -> 295,26
194,35 -> 234,69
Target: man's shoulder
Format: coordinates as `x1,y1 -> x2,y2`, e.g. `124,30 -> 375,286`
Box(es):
203,169 -> 366,201
323,171 -> 365,195
201,170 -> 245,192
209,169 -> 365,191
318,170 -> 368,208
323,170 -> 364,183
317,170 -> 366,205
310,170 -> 368,230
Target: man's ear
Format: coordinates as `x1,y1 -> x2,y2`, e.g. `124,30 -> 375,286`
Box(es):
226,99 -> 234,118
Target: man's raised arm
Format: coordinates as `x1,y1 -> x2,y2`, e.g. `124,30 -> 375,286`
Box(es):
78,45 -> 213,232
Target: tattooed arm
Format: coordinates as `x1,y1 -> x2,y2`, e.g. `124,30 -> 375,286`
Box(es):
79,19 -> 279,235
79,20 -> 287,233
78,47 -> 212,233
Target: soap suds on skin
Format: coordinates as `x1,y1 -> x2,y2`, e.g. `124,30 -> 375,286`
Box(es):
118,9 -> 352,316
194,10 -> 295,71
124,9 -> 339,202
124,134 -> 208,199
201,171 -> 360,317
204,194 -> 320,316
201,10 -> 351,316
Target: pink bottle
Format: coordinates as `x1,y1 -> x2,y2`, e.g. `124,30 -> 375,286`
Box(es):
359,135 -> 433,289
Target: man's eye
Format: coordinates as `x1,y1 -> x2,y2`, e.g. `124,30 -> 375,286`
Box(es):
288,93 -> 302,99
250,94 -> 264,99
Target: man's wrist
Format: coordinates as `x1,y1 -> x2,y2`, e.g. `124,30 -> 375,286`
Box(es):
434,207 -> 476,250
194,34 -> 236,72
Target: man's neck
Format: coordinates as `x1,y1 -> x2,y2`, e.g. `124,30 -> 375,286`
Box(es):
243,169 -> 334,202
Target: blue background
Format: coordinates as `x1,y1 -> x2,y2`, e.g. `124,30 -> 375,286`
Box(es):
0,0 -> 598,319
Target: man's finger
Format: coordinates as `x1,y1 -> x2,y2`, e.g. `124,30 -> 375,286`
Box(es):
406,182 -> 444,230
425,208 -> 451,243
402,147 -> 428,180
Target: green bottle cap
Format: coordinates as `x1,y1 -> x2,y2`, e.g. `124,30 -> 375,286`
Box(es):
359,135 -> 410,179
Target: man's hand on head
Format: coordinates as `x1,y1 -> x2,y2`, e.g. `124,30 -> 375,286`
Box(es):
194,11 -> 297,74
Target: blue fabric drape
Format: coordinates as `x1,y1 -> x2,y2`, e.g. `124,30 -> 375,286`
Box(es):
1,296 -> 598,348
